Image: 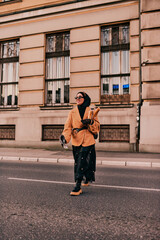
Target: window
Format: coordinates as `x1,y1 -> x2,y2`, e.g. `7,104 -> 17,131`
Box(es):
0,40 -> 19,107
45,32 -> 70,105
101,23 -> 130,104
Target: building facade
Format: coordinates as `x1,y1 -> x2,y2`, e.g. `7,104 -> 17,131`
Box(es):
0,0 -> 160,152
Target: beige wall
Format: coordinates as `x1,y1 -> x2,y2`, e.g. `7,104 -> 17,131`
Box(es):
19,34 -> 45,106
141,4 -> 160,99
142,65 -> 160,82
141,0 -> 160,12
130,19 -> 140,103
70,25 -> 100,103
139,0 -> 160,152
140,103 -> 160,152
142,47 -> 160,64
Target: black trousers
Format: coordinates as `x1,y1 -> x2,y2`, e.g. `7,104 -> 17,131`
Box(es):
72,144 -> 96,182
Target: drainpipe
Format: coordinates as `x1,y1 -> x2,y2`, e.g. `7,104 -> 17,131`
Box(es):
136,0 -> 142,152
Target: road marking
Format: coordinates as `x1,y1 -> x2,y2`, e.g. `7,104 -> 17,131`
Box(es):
8,177 -> 160,192
92,184 -> 160,192
8,177 -> 74,185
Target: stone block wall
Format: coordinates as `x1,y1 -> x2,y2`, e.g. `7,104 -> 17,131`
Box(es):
139,0 -> 160,152
19,34 -> 45,106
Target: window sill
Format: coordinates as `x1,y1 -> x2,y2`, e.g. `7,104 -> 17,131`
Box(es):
0,0 -> 22,5
0,106 -> 19,111
40,104 -> 73,110
96,103 -> 134,108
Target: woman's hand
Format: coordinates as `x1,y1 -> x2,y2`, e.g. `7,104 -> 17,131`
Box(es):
60,135 -> 67,147
81,119 -> 93,125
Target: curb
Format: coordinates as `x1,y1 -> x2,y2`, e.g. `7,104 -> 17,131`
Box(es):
38,158 -> 58,163
102,160 -> 125,166
1,155 -> 160,168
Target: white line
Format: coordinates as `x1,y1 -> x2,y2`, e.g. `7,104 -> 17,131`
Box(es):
92,184 -> 160,192
8,177 -> 74,185
8,177 -> 160,192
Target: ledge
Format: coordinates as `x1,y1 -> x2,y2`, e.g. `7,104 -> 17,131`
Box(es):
96,104 -> 134,109
0,106 -> 19,111
0,0 -> 137,22
40,105 -> 73,110
0,0 -> 22,6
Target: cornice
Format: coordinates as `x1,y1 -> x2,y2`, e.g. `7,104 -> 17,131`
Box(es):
0,0 -> 138,25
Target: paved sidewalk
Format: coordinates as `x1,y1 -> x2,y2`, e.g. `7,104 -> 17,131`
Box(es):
0,147 -> 160,168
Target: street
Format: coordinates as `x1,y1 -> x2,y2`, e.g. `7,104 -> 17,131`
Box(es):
0,161 -> 160,240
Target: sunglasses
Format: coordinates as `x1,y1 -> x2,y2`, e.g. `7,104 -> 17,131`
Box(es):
75,96 -> 84,100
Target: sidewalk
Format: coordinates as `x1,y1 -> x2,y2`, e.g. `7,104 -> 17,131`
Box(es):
0,147 -> 160,168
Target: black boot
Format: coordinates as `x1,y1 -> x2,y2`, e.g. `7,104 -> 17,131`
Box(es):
70,180 -> 82,196
82,178 -> 89,187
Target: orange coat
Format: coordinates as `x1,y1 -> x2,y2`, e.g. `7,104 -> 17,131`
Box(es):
62,106 -> 100,146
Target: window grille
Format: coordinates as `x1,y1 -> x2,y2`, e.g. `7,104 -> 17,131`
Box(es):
45,32 -> 70,105
99,125 -> 130,142
0,40 -> 19,107
101,24 -> 130,104
42,125 -> 64,141
0,125 -> 15,140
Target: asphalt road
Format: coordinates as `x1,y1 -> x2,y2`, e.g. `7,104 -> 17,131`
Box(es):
0,161 -> 160,240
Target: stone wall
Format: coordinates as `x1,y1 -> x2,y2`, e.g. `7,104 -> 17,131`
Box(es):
139,0 -> 160,152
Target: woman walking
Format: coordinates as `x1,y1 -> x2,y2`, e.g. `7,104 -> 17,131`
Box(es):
60,92 -> 100,196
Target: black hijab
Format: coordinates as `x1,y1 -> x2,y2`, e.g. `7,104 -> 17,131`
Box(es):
77,92 -> 91,119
